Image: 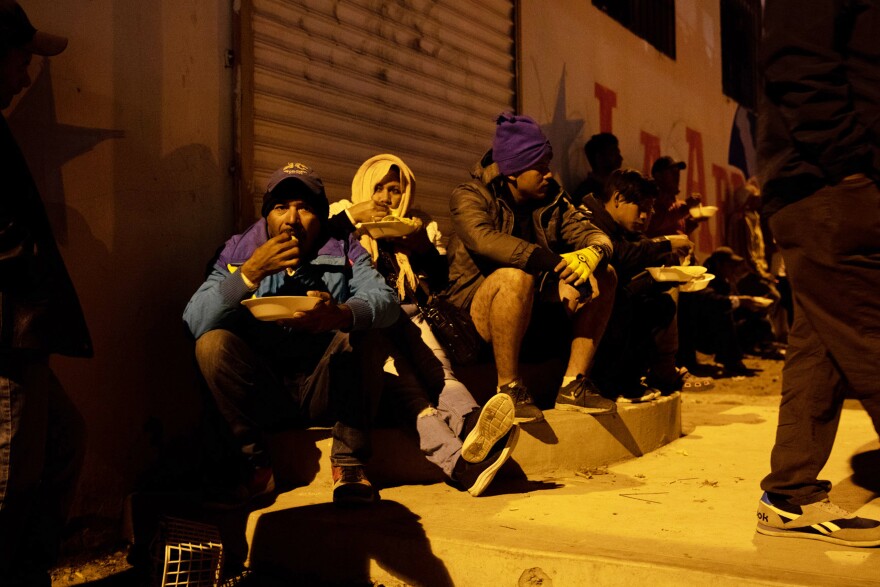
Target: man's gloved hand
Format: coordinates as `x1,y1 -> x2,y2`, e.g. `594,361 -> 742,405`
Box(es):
557,245 -> 604,286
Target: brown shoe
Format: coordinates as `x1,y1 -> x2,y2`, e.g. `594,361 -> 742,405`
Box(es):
331,465 -> 376,506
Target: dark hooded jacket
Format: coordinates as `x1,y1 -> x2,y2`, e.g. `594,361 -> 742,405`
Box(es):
443,151 -> 612,310
758,0 -> 880,217
0,114 -> 91,357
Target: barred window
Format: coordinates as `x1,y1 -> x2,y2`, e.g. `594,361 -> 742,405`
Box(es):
592,0 -> 676,60
720,0 -> 761,109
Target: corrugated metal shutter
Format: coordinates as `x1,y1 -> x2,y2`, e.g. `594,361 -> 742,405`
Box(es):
239,0 -> 516,234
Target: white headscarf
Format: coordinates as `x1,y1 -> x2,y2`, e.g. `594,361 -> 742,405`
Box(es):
351,154 -> 419,299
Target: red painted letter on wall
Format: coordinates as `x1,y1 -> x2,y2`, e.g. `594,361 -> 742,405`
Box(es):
712,164 -> 731,245
686,128 -> 712,251
640,131 -> 661,176
594,83 -> 617,134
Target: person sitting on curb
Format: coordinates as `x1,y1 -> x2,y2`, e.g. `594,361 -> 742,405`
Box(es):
183,162 -> 399,507
678,247 -> 767,376
442,112 -> 617,423
570,132 -> 623,207
326,154 -> 517,497
581,169 -> 713,401
645,156 -> 705,240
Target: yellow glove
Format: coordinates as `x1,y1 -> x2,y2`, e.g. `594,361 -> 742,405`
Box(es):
560,245 -> 603,283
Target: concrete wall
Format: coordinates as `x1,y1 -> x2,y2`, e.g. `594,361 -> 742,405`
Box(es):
519,0 -> 749,257
5,1 -> 233,524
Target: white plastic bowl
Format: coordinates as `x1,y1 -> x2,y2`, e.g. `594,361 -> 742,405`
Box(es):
689,205 -> 718,219
646,266 -> 708,282
241,296 -> 321,321
679,273 -> 715,292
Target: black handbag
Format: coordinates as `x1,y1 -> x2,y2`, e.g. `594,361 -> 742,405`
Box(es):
416,295 -> 484,366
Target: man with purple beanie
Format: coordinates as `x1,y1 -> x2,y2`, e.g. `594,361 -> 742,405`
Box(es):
184,162 -> 399,506
443,113 -> 617,422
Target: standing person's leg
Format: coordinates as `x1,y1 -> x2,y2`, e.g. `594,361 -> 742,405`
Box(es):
0,355 -> 84,586
757,177 -> 880,546
469,268 -> 543,423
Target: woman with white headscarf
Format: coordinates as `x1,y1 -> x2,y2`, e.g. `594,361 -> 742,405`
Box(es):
328,154 -> 518,496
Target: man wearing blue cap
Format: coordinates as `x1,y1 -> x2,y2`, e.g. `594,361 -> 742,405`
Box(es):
1,3 -> 91,585
184,162 -> 399,506
443,113 -> 617,423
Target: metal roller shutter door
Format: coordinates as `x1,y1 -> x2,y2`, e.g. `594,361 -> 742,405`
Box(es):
240,0 -> 516,235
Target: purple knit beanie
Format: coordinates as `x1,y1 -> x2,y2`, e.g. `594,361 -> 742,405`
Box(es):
492,112 -> 553,175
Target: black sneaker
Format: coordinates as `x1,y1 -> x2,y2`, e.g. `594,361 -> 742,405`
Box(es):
332,465 -> 376,506
498,380 -> 544,424
756,492 -> 880,547
452,426 -> 520,497
554,376 -> 617,415
460,393 -> 516,463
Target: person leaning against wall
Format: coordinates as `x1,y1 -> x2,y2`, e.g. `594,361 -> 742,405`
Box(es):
0,2 -> 92,585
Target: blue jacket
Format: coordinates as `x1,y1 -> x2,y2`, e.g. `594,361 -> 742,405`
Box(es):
183,219 -> 399,355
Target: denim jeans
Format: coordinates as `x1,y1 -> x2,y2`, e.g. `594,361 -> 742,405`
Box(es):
761,176 -> 880,504
195,329 -> 383,468
383,307 -> 479,478
0,353 -> 85,581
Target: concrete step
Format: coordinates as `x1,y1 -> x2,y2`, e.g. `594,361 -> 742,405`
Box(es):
242,402 -> 880,587
249,395 -> 683,583
267,393 -> 681,488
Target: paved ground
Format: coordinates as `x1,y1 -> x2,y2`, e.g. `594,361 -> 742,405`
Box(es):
51,355 -> 880,585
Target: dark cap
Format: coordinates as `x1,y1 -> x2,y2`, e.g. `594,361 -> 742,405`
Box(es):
707,246 -> 745,264
261,162 -> 329,219
0,1 -> 68,55
651,156 -> 686,176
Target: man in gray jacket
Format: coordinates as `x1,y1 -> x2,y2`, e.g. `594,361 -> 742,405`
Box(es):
444,113 -> 617,424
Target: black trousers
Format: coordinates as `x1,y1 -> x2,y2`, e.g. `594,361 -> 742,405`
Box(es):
761,176 -> 880,504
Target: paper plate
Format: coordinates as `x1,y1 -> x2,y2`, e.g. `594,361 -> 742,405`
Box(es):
359,220 -> 418,239
241,296 -> 320,321
646,266 -> 708,282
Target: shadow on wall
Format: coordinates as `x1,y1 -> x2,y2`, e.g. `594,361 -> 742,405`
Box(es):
7,48 -> 234,533
7,60 -> 125,244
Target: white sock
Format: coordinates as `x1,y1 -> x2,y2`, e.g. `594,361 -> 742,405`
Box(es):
561,375 -> 578,387
497,379 -> 521,393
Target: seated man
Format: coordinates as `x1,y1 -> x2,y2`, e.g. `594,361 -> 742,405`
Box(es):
581,169 -> 698,400
678,247 -> 768,375
443,113 -> 617,423
570,132 -> 623,207
183,162 -> 399,506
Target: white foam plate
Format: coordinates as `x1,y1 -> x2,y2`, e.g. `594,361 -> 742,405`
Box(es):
359,220 -> 418,239
750,296 -> 774,308
646,266 -> 708,282
679,273 -> 715,292
241,296 -> 320,321
689,205 -> 718,219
